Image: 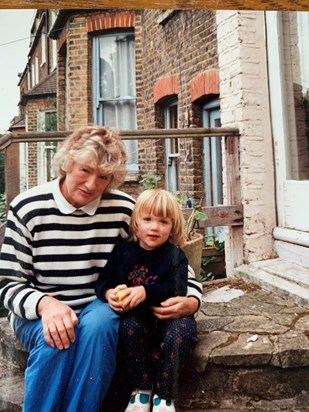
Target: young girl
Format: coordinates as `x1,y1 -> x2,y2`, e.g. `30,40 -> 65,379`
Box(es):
96,189 -> 198,412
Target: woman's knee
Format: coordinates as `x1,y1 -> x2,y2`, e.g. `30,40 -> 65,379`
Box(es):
78,299 -> 120,341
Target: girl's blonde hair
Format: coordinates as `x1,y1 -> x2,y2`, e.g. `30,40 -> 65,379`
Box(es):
53,125 -> 127,191
130,189 -> 186,247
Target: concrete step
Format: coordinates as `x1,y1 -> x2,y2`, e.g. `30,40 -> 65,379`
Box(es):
234,258 -> 309,309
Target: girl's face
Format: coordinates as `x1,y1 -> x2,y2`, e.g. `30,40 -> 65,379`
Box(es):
136,213 -> 173,250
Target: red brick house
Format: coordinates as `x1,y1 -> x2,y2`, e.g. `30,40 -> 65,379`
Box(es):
4,9 -> 309,293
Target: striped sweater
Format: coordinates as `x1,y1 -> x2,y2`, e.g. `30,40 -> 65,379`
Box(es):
0,178 -> 202,324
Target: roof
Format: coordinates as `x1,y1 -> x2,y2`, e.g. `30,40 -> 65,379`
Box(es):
20,70 -> 57,105
9,116 -> 26,131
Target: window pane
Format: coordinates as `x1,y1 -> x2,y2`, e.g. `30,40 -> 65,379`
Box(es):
283,12 -> 309,180
99,33 -> 136,100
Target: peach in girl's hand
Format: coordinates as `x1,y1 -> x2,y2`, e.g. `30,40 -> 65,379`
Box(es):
116,290 -> 129,310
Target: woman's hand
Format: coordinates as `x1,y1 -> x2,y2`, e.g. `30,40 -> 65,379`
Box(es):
38,296 -> 78,350
151,296 -> 199,320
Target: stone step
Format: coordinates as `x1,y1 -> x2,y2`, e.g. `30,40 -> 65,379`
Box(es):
0,358 -> 23,411
234,258 -> 309,309
2,277 -> 309,410
0,319 -> 28,371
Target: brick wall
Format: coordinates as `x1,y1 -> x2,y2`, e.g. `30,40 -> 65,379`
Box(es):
137,9 -> 218,198
55,9 -> 218,200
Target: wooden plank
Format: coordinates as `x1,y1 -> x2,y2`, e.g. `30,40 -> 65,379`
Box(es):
224,134 -> 243,274
0,0 -> 308,11
5,143 -> 20,209
182,205 -> 243,228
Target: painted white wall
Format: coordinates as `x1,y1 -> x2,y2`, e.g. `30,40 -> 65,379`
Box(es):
216,10 -> 277,275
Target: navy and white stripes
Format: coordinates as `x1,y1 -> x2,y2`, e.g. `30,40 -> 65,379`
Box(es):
0,179 -> 135,322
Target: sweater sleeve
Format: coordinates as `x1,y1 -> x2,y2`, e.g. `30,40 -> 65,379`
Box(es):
95,242 -> 122,298
187,264 -> 203,307
0,208 -> 46,320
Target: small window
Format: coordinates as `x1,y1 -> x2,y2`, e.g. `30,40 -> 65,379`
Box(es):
37,111 -> 58,184
41,33 -> 46,66
202,99 -> 223,244
164,100 -> 179,193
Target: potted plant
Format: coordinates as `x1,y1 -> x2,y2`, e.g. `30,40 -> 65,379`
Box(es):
200,239 -> 226,283
173,191 -> 207,277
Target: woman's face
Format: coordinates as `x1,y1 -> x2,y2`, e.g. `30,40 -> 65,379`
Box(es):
136,213 -> 173,250
60,162 -> 112,208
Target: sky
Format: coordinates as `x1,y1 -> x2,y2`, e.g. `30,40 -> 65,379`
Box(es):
0,9 -> 36,134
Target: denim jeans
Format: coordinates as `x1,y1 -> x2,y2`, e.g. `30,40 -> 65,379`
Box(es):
14,299 -> 120,412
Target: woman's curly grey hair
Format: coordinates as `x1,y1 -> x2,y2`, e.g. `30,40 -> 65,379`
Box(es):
53,125 -> 127,191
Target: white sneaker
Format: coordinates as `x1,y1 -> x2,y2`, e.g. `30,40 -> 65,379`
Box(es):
152,394 -> 176,412
124,389 -> 152,412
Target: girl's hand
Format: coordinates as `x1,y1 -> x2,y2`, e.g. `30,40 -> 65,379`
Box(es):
122,286 -> 146,311
104,285 -> 128,314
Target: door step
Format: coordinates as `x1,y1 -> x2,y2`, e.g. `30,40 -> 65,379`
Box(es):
235,258 -> 309,309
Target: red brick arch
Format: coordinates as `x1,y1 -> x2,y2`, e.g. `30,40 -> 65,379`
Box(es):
87,11 -> 135,32
190,69 -> 219,102
153,75 -> 179,104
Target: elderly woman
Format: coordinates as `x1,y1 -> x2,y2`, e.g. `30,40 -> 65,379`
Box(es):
0,126 -> 202,412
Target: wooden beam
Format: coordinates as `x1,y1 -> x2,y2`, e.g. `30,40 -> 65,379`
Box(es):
0,0 -> 308,11
0,128 -> 239,147
5,143 -> 20,208
182,205 -> 243,228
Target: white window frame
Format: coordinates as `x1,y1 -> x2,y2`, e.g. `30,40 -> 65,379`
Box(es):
92,30 -> 138,173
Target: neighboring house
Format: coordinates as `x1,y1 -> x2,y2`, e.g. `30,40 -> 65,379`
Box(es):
9,9 -> 309,289
13,9 -> 58,190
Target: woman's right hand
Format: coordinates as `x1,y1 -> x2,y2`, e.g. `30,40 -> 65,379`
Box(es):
37,295 -> 78,350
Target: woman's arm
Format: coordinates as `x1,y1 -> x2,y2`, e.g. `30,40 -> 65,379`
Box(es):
0,208 -> 46,320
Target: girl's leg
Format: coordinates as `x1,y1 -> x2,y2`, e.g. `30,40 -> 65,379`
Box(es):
118,315 -> 154,391
154,317 -> 197,400
63,299 -> 120,412
14,317 -> 77,412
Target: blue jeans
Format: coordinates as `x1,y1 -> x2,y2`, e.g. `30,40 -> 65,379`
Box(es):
14,299 -> 120,412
